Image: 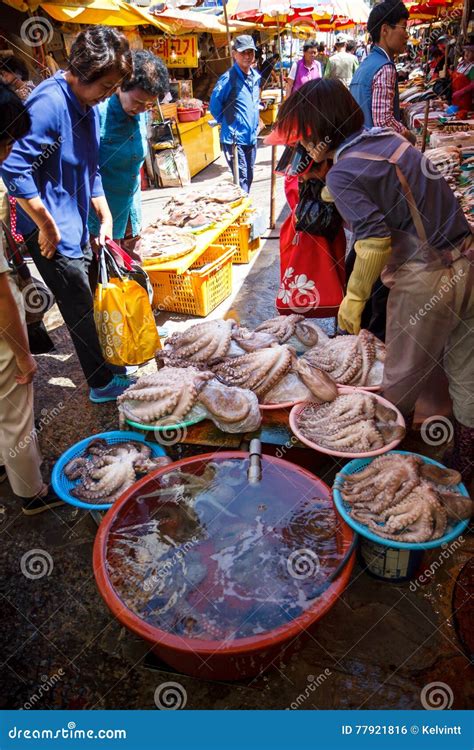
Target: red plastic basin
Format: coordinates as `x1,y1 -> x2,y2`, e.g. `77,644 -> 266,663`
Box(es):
177,107 -> 202,122
93,452 -> 355,681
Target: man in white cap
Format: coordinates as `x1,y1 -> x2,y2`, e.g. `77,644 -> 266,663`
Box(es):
324,34 -> 358,87
210,35 -> 261,192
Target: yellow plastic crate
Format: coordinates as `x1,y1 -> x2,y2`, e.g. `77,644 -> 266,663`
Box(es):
217,212 -> 261,264
260,104 -> 278,126
149,244 -> 236,316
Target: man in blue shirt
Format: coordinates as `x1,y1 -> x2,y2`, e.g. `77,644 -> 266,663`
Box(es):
210,35 -> 261,193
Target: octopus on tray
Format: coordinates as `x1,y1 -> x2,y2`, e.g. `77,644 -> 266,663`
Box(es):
302,329 -> 385,387
211,345 -> 338,404
64,438 -> 172,504
337,453 -> 473,543
117,366 -> 262,434
296,392 -> 405,453
163,319 -> 235,366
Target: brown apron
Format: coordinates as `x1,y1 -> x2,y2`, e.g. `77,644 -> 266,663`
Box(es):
338,138 -> 474,425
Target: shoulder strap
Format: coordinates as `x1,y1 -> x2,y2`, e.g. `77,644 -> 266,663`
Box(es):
338,139 -> 428,243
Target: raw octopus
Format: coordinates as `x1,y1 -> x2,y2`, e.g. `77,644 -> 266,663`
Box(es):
161,319 -> 337,405
295,392 -> 405,453
118,366 -> 262,434
302,329 -> 385,387
337,453 -> 472,543
64,438 -> 171,504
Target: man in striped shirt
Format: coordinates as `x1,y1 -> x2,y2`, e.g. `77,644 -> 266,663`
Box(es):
350,0 -> 415,144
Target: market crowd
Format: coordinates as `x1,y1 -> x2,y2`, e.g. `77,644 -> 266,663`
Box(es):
0,0 -> 472,519
0,26 -> 169,513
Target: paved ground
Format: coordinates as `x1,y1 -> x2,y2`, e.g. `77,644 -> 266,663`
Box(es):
1,143 -> 472,711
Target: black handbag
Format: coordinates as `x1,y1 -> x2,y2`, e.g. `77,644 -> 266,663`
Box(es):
294,178 -> 342,241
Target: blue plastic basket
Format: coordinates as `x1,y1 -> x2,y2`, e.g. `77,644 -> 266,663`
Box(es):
52,431 -> 167,511
333,450 -> 470,551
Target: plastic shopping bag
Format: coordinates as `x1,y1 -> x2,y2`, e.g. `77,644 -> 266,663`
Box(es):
94,246 -> 161,366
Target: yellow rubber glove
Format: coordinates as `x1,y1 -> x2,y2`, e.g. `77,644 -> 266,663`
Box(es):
338,237 -> 392,334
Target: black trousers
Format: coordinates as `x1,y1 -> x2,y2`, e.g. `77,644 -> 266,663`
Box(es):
26,232 -> 112,389
345,247 -> 389,343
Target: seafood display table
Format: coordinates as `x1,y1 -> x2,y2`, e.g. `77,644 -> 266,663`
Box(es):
143,197 -> 252,275
153,410 -> 334,476
144,197 -> 253,315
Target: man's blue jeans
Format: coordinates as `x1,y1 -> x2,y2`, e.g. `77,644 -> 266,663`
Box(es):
222,143 -> 257,193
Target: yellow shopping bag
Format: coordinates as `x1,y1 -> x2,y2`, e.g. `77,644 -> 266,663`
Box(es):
94,247 -> 161,366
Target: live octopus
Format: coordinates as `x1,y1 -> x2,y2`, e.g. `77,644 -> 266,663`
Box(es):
65,438 -> 171,504
296,392 -> 405,453
337,453 -> 472,542
118,366 -> 261,434
302,329 -> 385,387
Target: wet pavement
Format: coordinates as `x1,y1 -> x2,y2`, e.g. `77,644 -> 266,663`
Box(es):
1,143 -> 472,711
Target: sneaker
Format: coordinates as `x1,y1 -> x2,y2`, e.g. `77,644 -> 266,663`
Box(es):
107,364 -> 139,376
0,465 -> 7,484
89,374 -> 136,404
22,489 -> 64,516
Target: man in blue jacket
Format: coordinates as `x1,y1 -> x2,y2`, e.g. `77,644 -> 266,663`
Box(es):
210,35 -> 261,193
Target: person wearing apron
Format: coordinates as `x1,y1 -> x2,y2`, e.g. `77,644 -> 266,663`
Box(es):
274,78 -> 473,484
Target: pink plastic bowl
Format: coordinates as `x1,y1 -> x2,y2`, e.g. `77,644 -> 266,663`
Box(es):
289,386 -> 405,459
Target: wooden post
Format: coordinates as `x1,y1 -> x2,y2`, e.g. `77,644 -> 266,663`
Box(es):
421,99 -> 430,153
269,17 -> 284,229
221,0 -> 233,60
269,144 -> 278,229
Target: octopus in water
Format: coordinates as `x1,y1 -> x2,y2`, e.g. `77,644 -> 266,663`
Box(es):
302,329 -> 385,387
65,438 -> 171,504
296,392 -> 405,453
337,453 -> 473,542
118,367 -> 261,434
